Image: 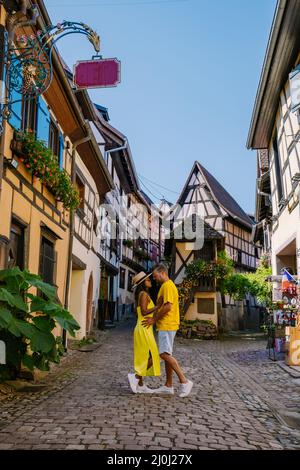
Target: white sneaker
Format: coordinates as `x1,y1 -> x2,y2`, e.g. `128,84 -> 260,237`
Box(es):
128,373 -> 139,394
152,385 -> 174,394
136,384 -> 155,394
179,380 -> 193,398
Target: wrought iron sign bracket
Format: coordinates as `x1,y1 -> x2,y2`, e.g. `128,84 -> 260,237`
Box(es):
0,16 -> 101,135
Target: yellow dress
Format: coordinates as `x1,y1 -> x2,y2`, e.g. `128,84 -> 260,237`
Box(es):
134,295 -> 161,377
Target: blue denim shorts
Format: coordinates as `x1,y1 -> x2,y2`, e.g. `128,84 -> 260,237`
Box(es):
158,330 -> 177,355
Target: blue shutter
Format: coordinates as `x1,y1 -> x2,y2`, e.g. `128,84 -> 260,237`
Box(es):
9,86 -> 23,130
58,132 -> 64,169
8,54 -> 23,130
36,96 -> 50,144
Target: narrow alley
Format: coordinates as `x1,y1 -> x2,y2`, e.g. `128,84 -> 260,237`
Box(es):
0,322 -> 300,451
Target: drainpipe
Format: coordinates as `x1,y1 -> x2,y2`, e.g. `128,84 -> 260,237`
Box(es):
104,139 -> 127,163
63,122 -> 92,348
0,2 -> 39,197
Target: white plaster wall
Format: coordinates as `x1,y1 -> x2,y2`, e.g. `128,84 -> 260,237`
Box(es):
185,292 -> 218,326
68,152 -> 101,339
69,236 -> 101,339
269,77 -> 300,277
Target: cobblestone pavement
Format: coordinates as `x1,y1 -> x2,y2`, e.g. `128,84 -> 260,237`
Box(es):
0,321 -> 300,450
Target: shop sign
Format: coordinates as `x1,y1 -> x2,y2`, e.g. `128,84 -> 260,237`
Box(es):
74,58 -> 121,89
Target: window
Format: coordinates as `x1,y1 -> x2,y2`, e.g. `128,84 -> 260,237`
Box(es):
273,136 -> 283,204
195,241 -> 214,262
197,298 -> 214,315
75,174 -> 85,211
128,271 -> 135,292
8,58 -> 23,130
7,222 -> 25,269
111,162 -> 115,181
8,89 -> 64,167
119,267 -> 126,289
49,120 -> 64,168
22,97 -> 37,132
49,120 -> 60,157
36,96 -> 51,143
93,213 -> 99,233
8,88 -> 38,132
39,236 -> 56,286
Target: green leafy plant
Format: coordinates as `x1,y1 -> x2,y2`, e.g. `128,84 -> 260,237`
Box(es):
220,263 -> 272,306
134,247 -> 150,261
123,239 -> 134,248
184,250 -> 234,282
12,130 -> 81,210
78,337 -> 95,348
178,250 -> 234,321
0,267 -> 80,380
178,253 -> 271,322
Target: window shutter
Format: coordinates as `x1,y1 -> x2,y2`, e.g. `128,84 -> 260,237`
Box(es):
37,96 -> 51,144
8,74 -> 23,130
58,132 -> 64,168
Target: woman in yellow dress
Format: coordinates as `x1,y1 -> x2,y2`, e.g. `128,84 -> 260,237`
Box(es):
128,271 -> 161,394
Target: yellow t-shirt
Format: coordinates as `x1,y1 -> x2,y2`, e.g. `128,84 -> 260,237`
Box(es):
156,279 -> 180,331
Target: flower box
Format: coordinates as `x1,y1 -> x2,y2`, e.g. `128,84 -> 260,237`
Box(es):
10,138 -> 25,158
10,131 -> 80,210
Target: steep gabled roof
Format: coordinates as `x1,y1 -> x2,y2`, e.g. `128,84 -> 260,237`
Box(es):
93,105 -> 140,193
177,161 -> 254,229
139,189 -> 153,206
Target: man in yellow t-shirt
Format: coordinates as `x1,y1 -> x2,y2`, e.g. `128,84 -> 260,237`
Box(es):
142,264 -> 193,398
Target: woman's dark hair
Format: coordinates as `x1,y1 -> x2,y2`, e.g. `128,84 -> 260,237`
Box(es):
134,281 -> 149,307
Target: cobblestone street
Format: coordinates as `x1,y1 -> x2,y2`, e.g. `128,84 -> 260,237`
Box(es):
0,321 -> 300,450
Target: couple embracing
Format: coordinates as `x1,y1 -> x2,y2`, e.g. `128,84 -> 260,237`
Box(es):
128,264 -> 193,398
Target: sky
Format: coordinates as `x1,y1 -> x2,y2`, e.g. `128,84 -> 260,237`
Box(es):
45,0 -> 276,214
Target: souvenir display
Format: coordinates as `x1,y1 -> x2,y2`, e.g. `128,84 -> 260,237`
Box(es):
266,270 -> 300,361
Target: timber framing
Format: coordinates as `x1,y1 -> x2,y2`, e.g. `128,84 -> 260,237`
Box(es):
247,0 -> 300,149
22,0 -> 114,197
94,107 -> 139,194
171,160 -> 260,292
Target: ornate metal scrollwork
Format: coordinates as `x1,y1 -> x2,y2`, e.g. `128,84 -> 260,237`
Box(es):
0,20 -> 101,134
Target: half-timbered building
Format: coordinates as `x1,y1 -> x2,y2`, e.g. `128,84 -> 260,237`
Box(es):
92,107 -> 165,322
0,2 -> 114,342
168,161 -> 261,330
248,0 -> 300,296
252,149 -> 272,265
